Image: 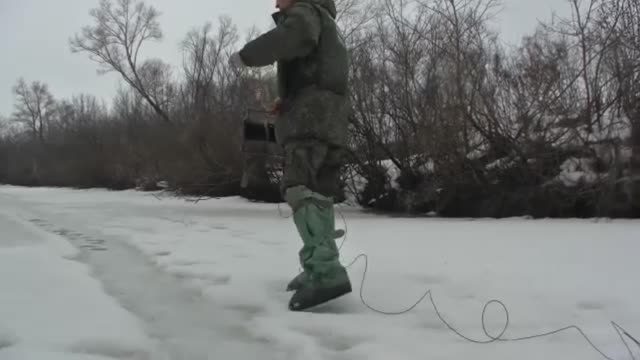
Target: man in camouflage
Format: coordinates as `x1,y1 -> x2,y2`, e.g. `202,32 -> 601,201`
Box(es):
230,0 -> 352,311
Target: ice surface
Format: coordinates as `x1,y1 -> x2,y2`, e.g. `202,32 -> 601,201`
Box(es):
1,185 -> 639,360
0,207 -> 154,360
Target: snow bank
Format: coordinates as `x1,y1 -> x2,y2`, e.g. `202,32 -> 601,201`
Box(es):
344,157 -> 434,203
554,157 -> 601,187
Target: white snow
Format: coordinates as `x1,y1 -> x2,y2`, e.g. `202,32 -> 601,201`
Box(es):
486,156 -> 518,171
554,157 -> 601,187
0,206 -> 155,360
1,185 -> 640,360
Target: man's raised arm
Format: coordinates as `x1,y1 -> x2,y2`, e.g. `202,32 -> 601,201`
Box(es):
238,3 -> 321,67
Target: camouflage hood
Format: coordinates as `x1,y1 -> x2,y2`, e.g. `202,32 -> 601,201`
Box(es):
295,0 -> 337,18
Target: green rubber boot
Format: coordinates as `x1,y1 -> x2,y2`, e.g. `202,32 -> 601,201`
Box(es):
286,229 -> 345,291
288,266 -> 352,311
284,186 -> 351,311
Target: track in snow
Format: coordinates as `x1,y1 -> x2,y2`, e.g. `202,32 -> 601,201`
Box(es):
27,217 -> 280,360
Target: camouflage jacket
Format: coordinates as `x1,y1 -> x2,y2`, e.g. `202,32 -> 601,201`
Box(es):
238,0 -> 349,148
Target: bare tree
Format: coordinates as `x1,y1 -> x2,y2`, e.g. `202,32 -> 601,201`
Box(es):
0,115 -> 8,143
55,94 -> 108,136
175,17 -> 282,198
11,78 -> 56,143
177,18 -> 244,180
0,115 -> 7,182
335,0 -> 380,44
180,17 -> 240,117
69,0 -> 171,123
605,0 -> 640,208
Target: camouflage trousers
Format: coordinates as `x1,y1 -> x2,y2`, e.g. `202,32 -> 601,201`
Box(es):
281,139 -> 350,291
280,139 -> 345,199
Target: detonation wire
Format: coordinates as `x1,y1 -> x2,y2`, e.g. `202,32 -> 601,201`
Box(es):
154,179 -> 639,360
283,203 -> 640,360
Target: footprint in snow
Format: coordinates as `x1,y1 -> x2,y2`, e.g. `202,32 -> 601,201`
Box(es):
86,238 -> 106,245
66,232 -> 85,240
79,245 -> 108,252
29,219 -> 56,231
54,228 -> 91,242
172,260 -> 200,266
53,229 -> 70,236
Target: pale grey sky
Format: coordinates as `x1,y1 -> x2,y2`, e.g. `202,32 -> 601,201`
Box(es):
0,0 -> 568,117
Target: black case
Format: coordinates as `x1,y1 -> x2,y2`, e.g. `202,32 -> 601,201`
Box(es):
243,121 -> 276,143
243,109 -> 277,143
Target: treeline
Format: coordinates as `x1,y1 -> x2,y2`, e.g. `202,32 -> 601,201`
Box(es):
0,0 -> 639,218
1,8 -> 281,201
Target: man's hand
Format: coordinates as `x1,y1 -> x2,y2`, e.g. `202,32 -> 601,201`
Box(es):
269,97 -> 282,116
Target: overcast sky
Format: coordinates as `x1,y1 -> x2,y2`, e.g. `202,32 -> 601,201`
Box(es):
0,0 -> 569,118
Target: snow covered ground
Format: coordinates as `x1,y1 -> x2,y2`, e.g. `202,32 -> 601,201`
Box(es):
0,195 -> 154,359
1,185 -> 639,360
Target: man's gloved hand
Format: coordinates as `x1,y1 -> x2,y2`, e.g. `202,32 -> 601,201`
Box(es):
229,52 -> 246,69
269,97 -> 282,116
